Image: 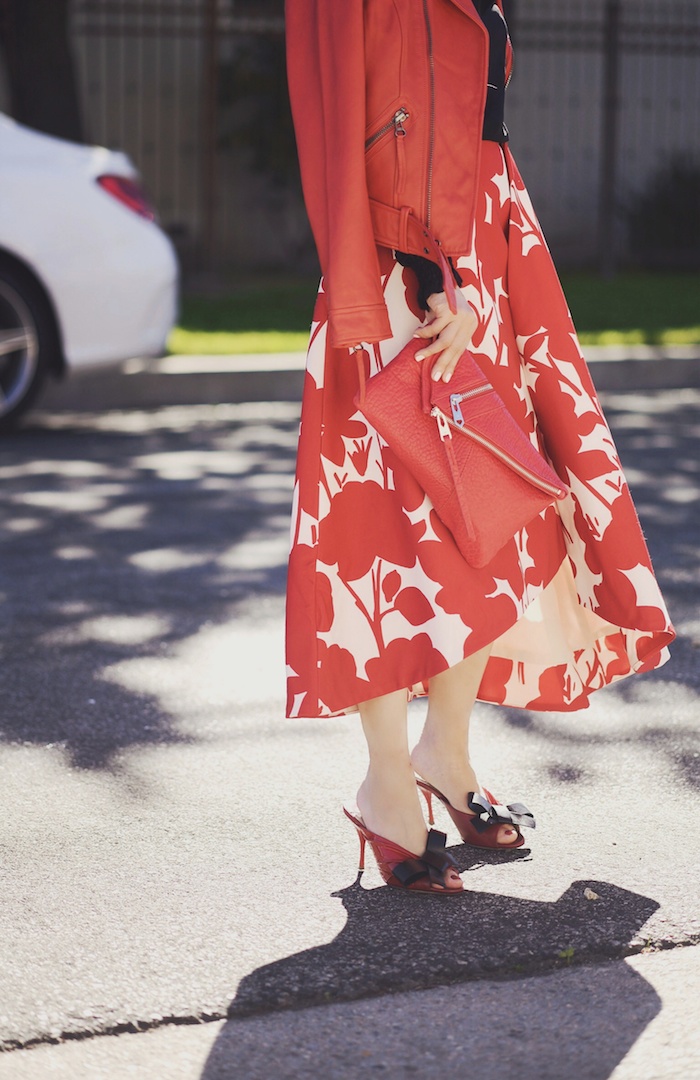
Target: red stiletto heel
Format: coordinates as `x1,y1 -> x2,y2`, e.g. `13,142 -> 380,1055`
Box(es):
416,780 -> 535,850
343,806 -> 463,895
357,827 -> 367,872
422,786 -> 436,826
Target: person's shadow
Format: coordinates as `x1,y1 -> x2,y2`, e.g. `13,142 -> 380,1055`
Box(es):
200,848 -> 662,1079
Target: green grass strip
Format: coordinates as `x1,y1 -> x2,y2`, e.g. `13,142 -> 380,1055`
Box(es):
168,272 -> 700,354
561,272 -> 700,346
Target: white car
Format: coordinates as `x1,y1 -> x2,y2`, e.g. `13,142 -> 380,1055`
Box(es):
0,113 -> 178,429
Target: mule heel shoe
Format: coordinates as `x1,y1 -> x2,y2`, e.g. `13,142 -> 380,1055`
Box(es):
416,780 -> 535,850
343,806 -> 463,895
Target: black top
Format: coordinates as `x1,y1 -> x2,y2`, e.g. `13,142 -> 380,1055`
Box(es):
473,0 -> 509,144
396,1 -> 510,309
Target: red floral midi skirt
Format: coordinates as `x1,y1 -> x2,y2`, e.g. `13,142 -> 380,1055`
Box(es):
285,143 -> 675,718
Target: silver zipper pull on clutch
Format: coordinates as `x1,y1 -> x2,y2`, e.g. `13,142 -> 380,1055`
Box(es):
431,407 -> 452,441
450,394 -> 465,427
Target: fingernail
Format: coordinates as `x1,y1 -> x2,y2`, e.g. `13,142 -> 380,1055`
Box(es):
444,371 -> 452,383
415,353 -> 424,361
431,369 -> 441,381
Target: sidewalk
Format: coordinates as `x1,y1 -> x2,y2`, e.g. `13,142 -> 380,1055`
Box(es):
35,344 -> 700,413
2,949 -> 698,1079
1,374 -> 699,1077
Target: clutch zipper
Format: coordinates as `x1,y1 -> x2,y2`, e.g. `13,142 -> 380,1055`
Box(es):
430,405 -> 567,499
365,108 -> 410,151
448,382 -> 492,427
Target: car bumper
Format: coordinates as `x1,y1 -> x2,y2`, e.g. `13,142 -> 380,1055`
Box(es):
50,223 -> 179,370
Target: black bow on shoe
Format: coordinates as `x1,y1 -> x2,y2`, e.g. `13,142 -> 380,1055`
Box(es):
466,792 -> 536,833
392,829 -> 458,888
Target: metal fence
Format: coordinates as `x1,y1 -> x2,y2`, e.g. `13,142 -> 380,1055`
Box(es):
68,0 -> 291,273
507,0 -> 700,271
2,0 -> 699,273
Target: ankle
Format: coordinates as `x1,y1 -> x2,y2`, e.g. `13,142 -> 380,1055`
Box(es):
411,734 -> 471,775
359,760 -> 417,803
356,768 -> 427,855
410,741 -> 481,814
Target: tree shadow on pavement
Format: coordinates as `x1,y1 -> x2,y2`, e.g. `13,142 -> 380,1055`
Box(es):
500,389 -> 700,795
201,870 -> 660,1080
598,389 -> 700,648
1,390 -> 696,778
503,704 -> 700,794
0,405 -> 300,769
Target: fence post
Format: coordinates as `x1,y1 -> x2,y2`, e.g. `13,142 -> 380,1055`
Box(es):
201,0 -> 220,268
599,0 -> 621,277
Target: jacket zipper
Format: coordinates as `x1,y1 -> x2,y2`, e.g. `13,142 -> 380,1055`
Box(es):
505,14 -> 514,88
365,108 -> 410,152
422,0 -> 435,229
430,406 -> 567,499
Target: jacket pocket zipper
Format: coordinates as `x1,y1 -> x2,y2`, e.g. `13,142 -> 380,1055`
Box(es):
430,405 -> 567,499
365,107 -> 410,152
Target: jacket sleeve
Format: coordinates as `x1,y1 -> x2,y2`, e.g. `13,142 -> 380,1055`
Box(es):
285,0 -> 393,348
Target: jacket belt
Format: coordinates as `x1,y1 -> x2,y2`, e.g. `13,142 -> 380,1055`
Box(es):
369,199 -> 458,314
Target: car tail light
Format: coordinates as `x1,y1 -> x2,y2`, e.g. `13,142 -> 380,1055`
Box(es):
96,175 -> 157,221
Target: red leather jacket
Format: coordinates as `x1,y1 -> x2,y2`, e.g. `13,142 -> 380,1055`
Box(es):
285,0 -> 511,349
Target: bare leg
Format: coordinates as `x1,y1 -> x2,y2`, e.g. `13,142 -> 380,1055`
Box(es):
411,645 -> 519,846
355,688 -> 430,856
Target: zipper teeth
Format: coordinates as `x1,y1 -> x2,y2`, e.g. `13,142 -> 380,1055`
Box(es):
451,383 -> 492,404
505,28 -> 514,88
432,409 -> 566,498
365,109 -> 409,151
422,0 -> 435,228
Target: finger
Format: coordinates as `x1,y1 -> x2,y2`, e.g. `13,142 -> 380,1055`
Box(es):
413,323 -> 439,340
431,346 -> 464,382
414,319 -> 451,342
414,334 -> 456,361
426,328 -> 470,376
419,307 -> 475,334
414,314 -> 458,351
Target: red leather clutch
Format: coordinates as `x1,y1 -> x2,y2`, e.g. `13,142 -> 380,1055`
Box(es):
354,339 -> 568,568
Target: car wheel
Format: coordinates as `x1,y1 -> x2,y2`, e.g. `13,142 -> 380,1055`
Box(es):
0,267 -> 54,431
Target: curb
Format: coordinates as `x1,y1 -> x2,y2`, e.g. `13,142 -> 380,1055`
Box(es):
34,346 -> 700,414
583,345 -> 700,392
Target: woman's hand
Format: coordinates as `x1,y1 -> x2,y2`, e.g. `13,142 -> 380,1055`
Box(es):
413,289 -> 478,383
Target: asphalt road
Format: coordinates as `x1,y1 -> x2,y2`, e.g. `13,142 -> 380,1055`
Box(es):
0,388 -> 699,1077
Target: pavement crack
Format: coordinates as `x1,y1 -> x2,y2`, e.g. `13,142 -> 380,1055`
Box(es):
2,936 -> 699,1056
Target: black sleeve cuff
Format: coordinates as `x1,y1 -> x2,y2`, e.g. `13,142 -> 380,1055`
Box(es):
395,251 -> 444,311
